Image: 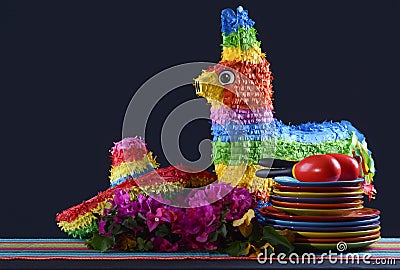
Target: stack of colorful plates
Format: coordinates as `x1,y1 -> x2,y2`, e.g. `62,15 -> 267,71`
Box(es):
256,176 -> 381,250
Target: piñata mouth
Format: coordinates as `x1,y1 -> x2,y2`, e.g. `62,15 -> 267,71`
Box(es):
194,80 -> 202,95
194,70 -> 224,104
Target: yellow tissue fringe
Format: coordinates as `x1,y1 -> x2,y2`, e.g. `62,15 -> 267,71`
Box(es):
214,163 -> 273,193
57,201 -> 107,233
109,152 -> 159,183
221,46 -> 265,64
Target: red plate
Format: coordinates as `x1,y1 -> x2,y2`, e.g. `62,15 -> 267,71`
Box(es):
295,232 -> 380,243
257,206 -> 380,222
271,199 -> 364,209
274,185 -> 361,193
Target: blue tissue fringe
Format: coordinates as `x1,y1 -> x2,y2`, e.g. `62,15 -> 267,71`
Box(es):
210,120 -> 361,143
221,6 -> 255,35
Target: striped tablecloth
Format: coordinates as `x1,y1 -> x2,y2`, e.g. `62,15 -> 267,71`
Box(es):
0,238 -> 399,269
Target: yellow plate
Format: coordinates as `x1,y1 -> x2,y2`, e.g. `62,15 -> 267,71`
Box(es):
293,226 -> 381,238
294,237 -> 380,250
274,205 -> 363,216
272,189 -> 364,198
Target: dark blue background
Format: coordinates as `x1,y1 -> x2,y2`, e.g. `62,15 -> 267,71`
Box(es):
1,1 -> 399,237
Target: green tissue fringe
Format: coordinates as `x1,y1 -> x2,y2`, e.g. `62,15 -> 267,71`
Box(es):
212,140 -> 275,165
212,137 -> 353,165
222,27 -> 261,51
66,223 -> 98,239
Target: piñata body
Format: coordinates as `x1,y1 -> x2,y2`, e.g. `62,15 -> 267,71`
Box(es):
194,6 -> 374,193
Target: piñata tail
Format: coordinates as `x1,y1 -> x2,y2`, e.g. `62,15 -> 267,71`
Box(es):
56,137 -> 216,238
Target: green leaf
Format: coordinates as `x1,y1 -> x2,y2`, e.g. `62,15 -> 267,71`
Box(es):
122,216 -> 138,230
85,233 -> 115,252
249,222 -> 262,242
209,231 -> 218,242
136,237 -> 153,251
144,240 -> 153,251
221,209 -> 229,220
261,226 -> 294,253
220,224 -> 227,238
155,224 -> 170,237
224,241 -> 248,257
137,237 -> 145,250
137,213 -> 146,220
111,224 -> 122,235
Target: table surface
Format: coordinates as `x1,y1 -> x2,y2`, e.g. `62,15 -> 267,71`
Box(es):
0,238 -> 399,269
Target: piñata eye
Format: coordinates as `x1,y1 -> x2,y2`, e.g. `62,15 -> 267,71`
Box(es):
218,70 -> 235,85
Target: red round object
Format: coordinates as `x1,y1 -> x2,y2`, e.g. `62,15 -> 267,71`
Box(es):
328,153 -> 360,180
293,154 -> 341,182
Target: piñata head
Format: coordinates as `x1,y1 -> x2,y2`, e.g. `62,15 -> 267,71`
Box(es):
195,6 -> 274,116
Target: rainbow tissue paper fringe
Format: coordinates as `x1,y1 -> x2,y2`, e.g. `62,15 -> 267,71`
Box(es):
56,138 -> 216,238
109,137 -> 158,187
194,6 -> 375,196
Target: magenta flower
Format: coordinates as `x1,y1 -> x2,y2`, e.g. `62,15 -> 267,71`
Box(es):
205,182 -> 232,200
113,189 -> 131,206
223,188 -> 253,221
186,182 -> 233,207
187,189 -> 208,207
146,207 -> 176,232
151,237 -> 178,252
141,194 -> 165,214
98,220 -> 106,234
96,182 -> 255,253
196,232 -> 209,243
363,181 -> 377,201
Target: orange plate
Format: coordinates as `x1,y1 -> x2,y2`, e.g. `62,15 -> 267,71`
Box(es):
295,231 -> 380,243
271,199 -> 363,209
274,185 -> 361,193
257,206 -> 380,222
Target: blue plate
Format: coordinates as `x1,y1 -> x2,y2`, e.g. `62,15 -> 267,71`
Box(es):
261,216 -> 380,227
270,195 -> 363,203
273,177 -> 364,187
264,222 -> 380,232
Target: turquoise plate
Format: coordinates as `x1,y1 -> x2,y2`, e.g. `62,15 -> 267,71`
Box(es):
273,177 -> 364,187
263,216 -> 380,227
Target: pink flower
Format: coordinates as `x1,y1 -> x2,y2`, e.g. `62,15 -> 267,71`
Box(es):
98,182 -> 255,253
146,208 -> 176,232
363,181 -> 377,201
98,220 -> 106,234
113,189 -> 131,206
196,232 -> 209,243
151,237 -> 178,252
